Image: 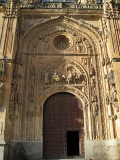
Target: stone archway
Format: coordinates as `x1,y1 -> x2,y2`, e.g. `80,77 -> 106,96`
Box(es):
43,92 -> 84,159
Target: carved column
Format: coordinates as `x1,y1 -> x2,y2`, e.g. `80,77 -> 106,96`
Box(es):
101,0 -> 120,139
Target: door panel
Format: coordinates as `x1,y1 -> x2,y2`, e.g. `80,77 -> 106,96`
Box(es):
43,92 -> 84,159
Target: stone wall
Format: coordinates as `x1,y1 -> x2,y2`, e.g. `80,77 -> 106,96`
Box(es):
85,139 -> 120,160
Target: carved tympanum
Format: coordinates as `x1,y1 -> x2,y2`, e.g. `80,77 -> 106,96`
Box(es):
41,65 -> 87,85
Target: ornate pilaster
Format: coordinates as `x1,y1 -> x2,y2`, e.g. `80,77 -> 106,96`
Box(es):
101,0 -> 120,139
0,1 -> 20,159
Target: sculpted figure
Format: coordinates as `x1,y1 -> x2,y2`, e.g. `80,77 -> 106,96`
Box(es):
92,89 -> 98,102
106,93 -> 110,104
76,42 -> 83,53
61,74 -> 66,84
90,65 -> 95,76
93,102 -> 98,117
44,72 -> 50,84
106,55 -> 110,65
0,60 -> 4,75
91,77 -> 96,90
102,57 -> 105,66
72,72 -> 77,84
66,72 -> 73,84
74,73 -> 82,84
111,86 -> 118,102
51,72 -> 61,84
108,69 -> 115,85
10,86 -> 15,101
76,41 -> 85,53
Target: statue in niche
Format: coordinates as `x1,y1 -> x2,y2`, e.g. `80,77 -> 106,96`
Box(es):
102,57 -> 105,66
44,72 -> 50,84
92,102 -> 98,117
76,40 -> 86,53
10,85 -> 15,101
81,76 -> 87,85
33,45 -> 37,53
106,93 -> 110,104
0,60 -> 4,76
108,69 -> 115,85
30,75 -> 35,101
90,65 -> 95,76
87,46 -> 92,54
0,82 -> 4,103
106,55 -> 110,65
90,77 -> 96,90
110,86 -> 118,102
92,88 -> 98,102
92,102 -> 99,140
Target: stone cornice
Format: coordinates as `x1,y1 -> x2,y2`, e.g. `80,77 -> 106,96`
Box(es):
21,2 -> 103,10
111,58 -> 120,62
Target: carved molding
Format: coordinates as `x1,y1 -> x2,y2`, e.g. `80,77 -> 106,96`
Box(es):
21,2 -> 103,10
20,16 -> 102,55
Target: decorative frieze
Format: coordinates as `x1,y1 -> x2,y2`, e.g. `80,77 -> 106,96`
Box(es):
21,2 -> 103,10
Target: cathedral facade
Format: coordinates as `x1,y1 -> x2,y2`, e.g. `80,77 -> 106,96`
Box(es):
0,0 -> 120,159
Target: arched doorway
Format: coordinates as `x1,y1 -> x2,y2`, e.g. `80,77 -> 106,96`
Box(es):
43,92 -> 84,159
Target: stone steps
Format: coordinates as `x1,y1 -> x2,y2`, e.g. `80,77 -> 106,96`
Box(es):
43,156 -> 87,160
43,159 -> 86,160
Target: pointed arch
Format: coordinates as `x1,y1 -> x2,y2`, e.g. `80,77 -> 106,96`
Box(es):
20,16 -> 102,55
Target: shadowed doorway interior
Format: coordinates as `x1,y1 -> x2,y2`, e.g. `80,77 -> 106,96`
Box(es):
43,92 -> 84,159
67,131 -> 79,156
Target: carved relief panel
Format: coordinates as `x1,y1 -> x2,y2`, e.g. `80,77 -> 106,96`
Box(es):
39,60 -> 87,86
